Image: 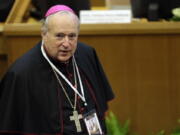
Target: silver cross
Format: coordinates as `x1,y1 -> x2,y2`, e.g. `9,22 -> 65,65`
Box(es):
70,110 -> 83,132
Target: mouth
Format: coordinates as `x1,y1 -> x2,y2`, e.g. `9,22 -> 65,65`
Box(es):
59,50 -> 70,56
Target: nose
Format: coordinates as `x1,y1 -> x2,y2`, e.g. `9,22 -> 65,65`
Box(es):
64,35 -> 69,42
62,36 -> 70,47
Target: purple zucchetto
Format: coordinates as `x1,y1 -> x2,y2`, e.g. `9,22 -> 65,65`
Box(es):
45,5 -> 75,17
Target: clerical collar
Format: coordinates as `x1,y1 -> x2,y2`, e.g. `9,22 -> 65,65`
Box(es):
48,55 -> 72,68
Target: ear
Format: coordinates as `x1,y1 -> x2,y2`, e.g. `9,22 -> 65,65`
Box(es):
41,30 -> 46,37
41,31 -> 47,41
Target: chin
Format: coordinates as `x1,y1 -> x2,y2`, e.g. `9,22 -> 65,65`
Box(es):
57,56 -> 71,62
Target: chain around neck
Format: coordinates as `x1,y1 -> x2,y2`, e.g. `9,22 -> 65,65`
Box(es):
53,58 -> 78,110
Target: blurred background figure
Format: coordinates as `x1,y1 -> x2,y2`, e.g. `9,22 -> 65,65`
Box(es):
131,0 -> 180,21
31,0 -> 91,19
0,0 -> 14,22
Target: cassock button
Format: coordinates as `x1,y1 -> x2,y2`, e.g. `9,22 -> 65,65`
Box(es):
81,107 -> 85,111
69,73 -> 73,77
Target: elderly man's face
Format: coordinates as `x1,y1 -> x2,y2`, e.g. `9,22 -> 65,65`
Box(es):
42,13 -> 78,62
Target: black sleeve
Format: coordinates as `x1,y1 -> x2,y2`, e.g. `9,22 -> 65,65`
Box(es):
92,48 -> 115,102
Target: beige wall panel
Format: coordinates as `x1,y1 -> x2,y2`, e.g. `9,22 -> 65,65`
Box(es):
106,0 -> 130,7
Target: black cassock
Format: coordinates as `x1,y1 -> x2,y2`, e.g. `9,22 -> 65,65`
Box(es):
0,42 -> 114,135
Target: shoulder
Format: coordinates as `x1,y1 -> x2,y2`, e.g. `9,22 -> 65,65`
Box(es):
75,42 -> 100,70
76,42 -> 96,57
7,42 -> 44,75
77,42 -> 94,51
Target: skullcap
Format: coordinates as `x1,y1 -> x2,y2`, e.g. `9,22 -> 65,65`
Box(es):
45,5 -> 74,17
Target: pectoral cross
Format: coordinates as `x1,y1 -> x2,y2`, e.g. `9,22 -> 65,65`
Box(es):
70,110 -> 83,132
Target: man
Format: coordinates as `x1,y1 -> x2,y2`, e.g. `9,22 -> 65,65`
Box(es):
0,5 -> 114,135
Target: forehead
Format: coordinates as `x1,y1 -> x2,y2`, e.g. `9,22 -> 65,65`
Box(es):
48,13 -> 78,33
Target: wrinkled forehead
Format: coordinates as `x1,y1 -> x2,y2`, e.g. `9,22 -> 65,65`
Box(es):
48,11 -> 78,26
45,11 -> 79,32
45,12 -> 79,34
